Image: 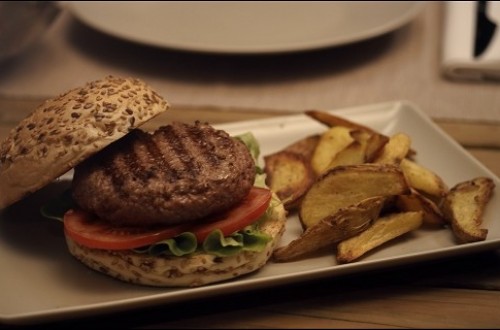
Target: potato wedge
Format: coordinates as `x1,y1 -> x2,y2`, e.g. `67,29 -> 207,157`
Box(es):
327,129 -> 387,168
305,110 -> 393,162
396,188 -> 447,226
299,164 -> 410,229
305,110 -> 379,135
259,110 -> 497,265
336,211 -> 423,263
264,150 -> 315,211
400,158 -> 448,199
311,126 -> 354,175
283,134 -> 320,162
442,177 -> 495,243
273,197 -> 385,262
372,132 -> 411,165
364,132 -> 390,163
327,140 -> 367,169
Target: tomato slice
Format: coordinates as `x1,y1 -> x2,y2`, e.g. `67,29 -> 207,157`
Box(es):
189,187 -> 272,243
63,210 -> 190,250
64,187 -> 272,250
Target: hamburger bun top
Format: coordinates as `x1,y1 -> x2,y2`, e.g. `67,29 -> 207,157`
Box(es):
0,76 -> 169,209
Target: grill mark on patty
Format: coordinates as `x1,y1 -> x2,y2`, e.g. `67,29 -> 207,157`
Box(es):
119,131 -> 164,182
72,122 -> 256,226
107,128 -> 185,185
159,124 -> 198,178
143,131 -> 177,184
185,122 -> 223,172
150,128 -> 182,183
98,136 -> 123,189
105,131 -> 144,195
132,129 -> 164,183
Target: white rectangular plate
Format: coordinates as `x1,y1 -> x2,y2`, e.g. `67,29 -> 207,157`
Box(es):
1,101 -> 499,325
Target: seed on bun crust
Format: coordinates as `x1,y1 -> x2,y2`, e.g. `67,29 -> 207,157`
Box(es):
0,76 -> 169,209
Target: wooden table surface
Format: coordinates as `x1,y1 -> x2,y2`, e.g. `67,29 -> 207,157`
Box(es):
0,100 -> 499,328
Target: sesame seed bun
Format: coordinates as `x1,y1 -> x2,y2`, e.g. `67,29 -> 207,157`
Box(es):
0,76 -> 169,209
65,196 -> 287,287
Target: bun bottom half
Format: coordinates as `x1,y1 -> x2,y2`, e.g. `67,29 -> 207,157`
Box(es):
65,200 -> 287,287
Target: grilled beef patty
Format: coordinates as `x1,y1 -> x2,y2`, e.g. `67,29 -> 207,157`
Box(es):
71,121 -> 256,226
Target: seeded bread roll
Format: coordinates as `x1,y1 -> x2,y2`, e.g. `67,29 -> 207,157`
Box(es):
0,76 -> 169,209
66,196 -> 287,287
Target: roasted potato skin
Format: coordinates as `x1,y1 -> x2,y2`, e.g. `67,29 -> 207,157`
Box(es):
264,110 -> 496,264
311,126 -> 354,175
263,134 -> 320,212
299,163 -> 410,230
442,177 -> 495,243
396,188 -> 447,226
273,197 -> 385,262
372,132 -> 411,165
283,134 -> 320,160
336,211 -> 423,263
400,158 -> 448,200
305,109 -> 378,134
264,150 -> 315,211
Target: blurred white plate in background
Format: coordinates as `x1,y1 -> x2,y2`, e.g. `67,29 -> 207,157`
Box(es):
63,1 -> 424,54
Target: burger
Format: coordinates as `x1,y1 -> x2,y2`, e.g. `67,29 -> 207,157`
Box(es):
0,76 -> 286,287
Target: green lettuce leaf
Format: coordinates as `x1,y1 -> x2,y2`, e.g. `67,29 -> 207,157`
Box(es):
235,132 -> 264,175
235,131 -> 260,162
202,226 -> 271,257
134,232 -> 198,257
